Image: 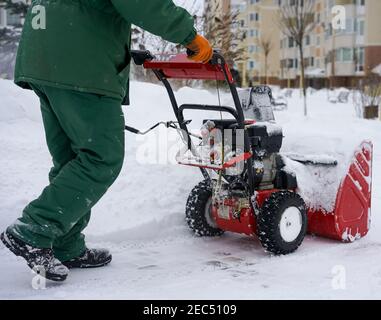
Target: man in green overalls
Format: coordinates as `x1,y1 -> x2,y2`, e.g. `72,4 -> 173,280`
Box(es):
1,0 -> 213,282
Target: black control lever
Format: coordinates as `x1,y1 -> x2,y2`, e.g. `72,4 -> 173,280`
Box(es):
186,48 -> 196,58
130,50 -> 155,65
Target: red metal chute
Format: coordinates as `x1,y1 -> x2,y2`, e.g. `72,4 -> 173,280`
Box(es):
307,141 -> 373,242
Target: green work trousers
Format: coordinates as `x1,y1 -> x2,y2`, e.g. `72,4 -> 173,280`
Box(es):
7,84 -> 125,261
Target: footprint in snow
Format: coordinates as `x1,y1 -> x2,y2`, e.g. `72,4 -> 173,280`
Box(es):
214,251 -> 232,256
222,256 -> 244,263
138,264 -> 160,270
204,260 -> 229,270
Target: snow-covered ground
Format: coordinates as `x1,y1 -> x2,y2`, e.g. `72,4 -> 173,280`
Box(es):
0,79 -> 380,299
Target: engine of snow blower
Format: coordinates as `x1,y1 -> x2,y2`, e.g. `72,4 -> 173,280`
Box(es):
192,97 -> 299,246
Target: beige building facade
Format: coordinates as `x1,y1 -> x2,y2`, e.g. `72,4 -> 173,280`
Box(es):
231,0 -> 249,86
204,0 -> 281,86
245,0 -> 281,86
279,0 -> 381,88
205,0 -> 381,88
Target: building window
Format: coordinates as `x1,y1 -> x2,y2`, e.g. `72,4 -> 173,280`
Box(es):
354,47 -> 365,72
342,48 -> 352,61
249,12 -> 259,21
249,29 -> 260,37
288,37 -> 294,48
249,45 -> 258,53
249,61 -> 255,69
305,35 -> 311,46
335,48 -> 354,62
285,59 -> 298,69
356,0 -> 365,6
250,0 -> 260,5
354,19 -> 365,36
5,11 -> 22,26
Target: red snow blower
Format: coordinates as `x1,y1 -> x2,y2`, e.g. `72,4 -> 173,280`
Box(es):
127,50 -> 373,255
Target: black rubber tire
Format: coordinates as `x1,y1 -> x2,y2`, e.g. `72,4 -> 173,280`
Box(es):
257,191 -> 307,255
185,180 -> 224,237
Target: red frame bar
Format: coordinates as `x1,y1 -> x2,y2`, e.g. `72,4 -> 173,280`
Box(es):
143,54 -> 234,83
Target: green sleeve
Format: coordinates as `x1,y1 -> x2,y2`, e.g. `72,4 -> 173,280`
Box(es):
111,0 -> 196,45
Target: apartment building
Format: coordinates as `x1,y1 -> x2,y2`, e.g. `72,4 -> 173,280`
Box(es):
231,0 -> 249,86
204,0 -> 281,86
205,0 -> 381,88
279,0 -> 325,88
245,0 -> 280,85
279,0 -> 381,88
325,0 -> 381,87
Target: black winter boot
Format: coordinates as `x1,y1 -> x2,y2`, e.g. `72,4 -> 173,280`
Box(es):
62,248 -> 112,269
1,231 -> 69,282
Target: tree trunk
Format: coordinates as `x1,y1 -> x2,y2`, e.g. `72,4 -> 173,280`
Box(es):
330,29 -> 336,89
299,44 -> 307,117
265,55 -> 268,85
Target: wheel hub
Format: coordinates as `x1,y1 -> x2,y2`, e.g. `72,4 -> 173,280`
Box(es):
279,206 -> 303,242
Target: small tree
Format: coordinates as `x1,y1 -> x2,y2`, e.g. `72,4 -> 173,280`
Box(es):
204,7 -> 246,68
278,0 -> 316,116
259,37 -> 272,85
354,73 -> 381,119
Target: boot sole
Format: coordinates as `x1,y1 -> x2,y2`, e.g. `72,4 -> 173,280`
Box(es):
1,232 -> 68,282
63,256 -> 112,269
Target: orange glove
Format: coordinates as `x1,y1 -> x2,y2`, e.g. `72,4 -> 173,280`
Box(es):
186,34 -> 213,64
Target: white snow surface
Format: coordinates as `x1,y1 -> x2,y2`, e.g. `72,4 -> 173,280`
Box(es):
0,79 -> 380,299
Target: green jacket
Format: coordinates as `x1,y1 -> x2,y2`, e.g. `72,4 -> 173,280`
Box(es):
15,0 -> 196,102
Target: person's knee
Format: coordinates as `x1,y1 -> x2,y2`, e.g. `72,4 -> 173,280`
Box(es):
108,148 -> 125,185
79,145 -> 124,187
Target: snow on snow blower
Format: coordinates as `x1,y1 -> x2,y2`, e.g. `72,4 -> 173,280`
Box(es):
126,50 -> 373,255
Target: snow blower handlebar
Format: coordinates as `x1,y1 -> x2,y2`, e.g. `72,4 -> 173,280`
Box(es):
127,50 -> 243,130
139,50 -> 235,83
127,50 -> 245,137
